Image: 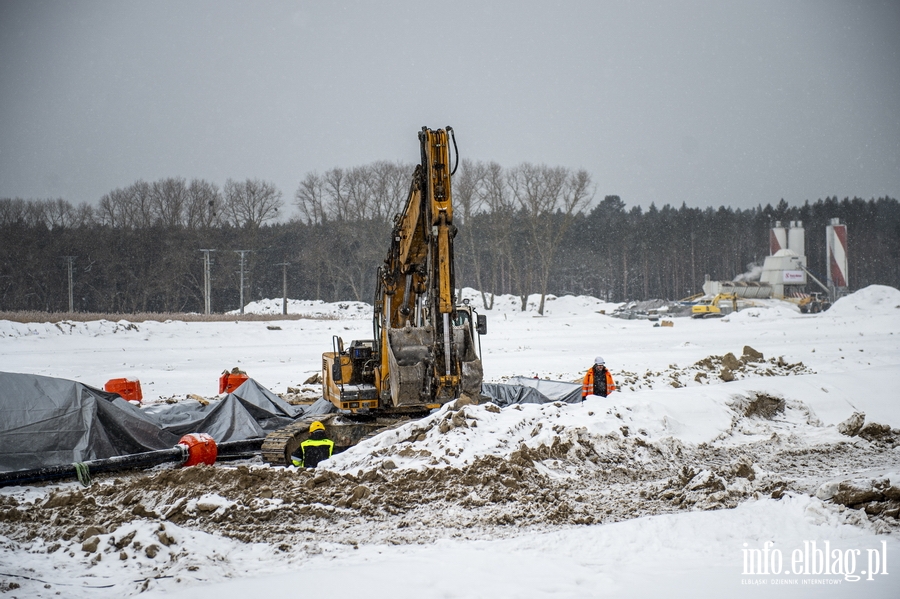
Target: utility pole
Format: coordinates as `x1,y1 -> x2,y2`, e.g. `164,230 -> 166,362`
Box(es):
690,230 -> 696,294
276,262 -> 289,315
63,256 -> 77,313
199,249 -> 215,314
234,250 -> 253,315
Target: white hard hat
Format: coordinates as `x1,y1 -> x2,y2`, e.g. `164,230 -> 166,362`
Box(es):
594,356 -> 605,365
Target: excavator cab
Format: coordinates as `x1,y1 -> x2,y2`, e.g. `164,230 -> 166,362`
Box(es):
323,336 -> 379,411
455,299 -> 487,335
323,301 -> 486,415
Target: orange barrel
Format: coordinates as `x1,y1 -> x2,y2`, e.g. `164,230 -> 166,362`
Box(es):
104,378 -> 143,403
219,372 -> 249,394
178,433 -> 217,466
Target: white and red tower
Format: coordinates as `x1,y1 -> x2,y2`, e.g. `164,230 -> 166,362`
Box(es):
769,221 -> 787,255
826,218 -> 848,290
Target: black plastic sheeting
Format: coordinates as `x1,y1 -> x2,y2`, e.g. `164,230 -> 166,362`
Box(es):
142,378 -> 304,441
0,371 -> 335,474
1,369 -> 580,474
481,376 -> 582,407
0,371 -> 178,472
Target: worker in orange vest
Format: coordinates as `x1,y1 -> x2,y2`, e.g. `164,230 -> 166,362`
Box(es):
582,356 -> 617,400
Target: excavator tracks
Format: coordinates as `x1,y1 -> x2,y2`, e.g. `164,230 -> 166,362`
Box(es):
260,414 -> 408,466
260,419 -> 314,466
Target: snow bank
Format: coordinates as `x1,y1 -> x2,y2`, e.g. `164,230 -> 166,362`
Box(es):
232,298 -> 371,319
0,319 -> 143,339
458,287 -> 622,315
827,285 -> 900,317
723,301 -> 802,322
325,387 -> 741,474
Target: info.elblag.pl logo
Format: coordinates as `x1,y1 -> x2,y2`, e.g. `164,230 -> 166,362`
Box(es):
741,540 -> 890,585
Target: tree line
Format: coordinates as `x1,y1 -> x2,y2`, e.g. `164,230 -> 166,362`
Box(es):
1,163 -> 898,314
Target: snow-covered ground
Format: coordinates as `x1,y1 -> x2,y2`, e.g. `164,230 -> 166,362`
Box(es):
1,286 -> 899,598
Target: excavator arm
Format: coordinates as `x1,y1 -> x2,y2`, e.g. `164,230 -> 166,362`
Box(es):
387,128 -> 456,317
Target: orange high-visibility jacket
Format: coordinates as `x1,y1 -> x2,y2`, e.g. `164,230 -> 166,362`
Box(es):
582,367 -> 616,398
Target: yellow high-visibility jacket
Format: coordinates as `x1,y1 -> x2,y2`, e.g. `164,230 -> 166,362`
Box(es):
291,437 -> 334,468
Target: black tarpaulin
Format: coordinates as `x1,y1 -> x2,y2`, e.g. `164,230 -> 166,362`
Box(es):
144,378 -> 304,441
0,372 -> 334,473
0,371 -> 178,472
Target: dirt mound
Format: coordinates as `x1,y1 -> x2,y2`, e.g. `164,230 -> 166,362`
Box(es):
817,476 -> 900,520
730,392 -> 786,419
616,346 -> 813,391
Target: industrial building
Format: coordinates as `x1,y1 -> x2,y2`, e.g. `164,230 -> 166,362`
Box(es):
698,218 -> 849,315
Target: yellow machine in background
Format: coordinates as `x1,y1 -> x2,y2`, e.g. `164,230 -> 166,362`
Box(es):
796,293 -> 831,314
322,127 -> 486,415
691,293 -> 739,318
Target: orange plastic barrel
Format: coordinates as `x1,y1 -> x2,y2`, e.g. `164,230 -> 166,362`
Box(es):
178,433 -> 217,467
219,372 -> 249,394
104,378 -> 143,403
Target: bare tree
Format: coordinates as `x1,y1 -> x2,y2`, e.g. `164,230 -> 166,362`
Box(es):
453,159 -> 487,300
98,188 -> 127,227
223,179 -> 283,228
185,179 -> 222,229
96,181 -> 151,228
323,168 -> 350,220
294,171 -> 328,225
41,199 -> 78,228
343,165 -> 376,221
72,202 -> 95,227
149,177 -> 188,227
23,200 -> 48,227
297,161 -> 412,225
295,161 -> 410,302
125,180 -> 154,228
508,164 -> 594,314
0,198 -> 27,225
479,161 -> 515,308
369,160 -> 411,222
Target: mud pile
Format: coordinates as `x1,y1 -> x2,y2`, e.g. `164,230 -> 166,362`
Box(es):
616,346 -> 813,390
817,477 -> 900,519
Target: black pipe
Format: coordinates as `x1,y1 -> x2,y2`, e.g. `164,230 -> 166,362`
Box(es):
0,437 -> 266,488
218,438 -> 265,454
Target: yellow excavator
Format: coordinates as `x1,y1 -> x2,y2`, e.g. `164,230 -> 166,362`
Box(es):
691,293 -> 739,318
261,127 -> 487,465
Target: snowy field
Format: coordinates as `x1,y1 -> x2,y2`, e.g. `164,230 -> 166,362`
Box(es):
1,286 -> 899,598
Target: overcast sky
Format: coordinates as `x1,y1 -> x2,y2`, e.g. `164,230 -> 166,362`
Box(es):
1,0 -> 898,212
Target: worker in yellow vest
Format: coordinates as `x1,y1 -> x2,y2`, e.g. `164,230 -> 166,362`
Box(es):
291,421 -> 334,468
